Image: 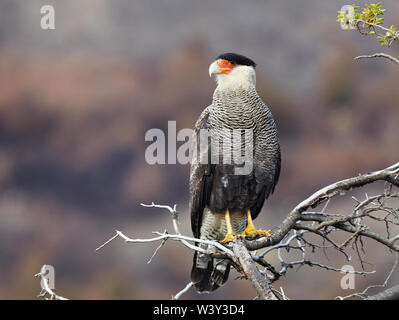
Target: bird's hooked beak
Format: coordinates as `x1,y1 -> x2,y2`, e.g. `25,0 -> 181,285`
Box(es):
209,59 -> 234,77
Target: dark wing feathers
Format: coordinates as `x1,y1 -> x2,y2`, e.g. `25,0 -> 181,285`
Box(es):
251,144 -> 281,220
190,109 -> 214,238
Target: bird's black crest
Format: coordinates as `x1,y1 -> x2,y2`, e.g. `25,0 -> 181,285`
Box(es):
216,53 -> 256,68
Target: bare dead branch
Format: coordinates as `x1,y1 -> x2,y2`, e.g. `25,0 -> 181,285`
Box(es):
98,162 -> 399,299
365,284 -> 399,300
172,282 -> 194,300
96,229 -> 233,257
245,162 -> 399,251
354,53 -> 399,65
231,239 -> 279,300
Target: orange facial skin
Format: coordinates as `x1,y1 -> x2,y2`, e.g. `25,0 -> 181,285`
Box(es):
216,59 -> 235,74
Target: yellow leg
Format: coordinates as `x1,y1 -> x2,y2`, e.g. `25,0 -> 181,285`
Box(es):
220,209 -> 238,244
242,209 -> 272,239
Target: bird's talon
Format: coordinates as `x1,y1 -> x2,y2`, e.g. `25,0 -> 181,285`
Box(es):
220,232 -> 238,244
242,228 -> 272,239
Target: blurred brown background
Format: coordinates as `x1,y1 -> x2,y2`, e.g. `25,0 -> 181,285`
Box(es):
0,0 -> 398,299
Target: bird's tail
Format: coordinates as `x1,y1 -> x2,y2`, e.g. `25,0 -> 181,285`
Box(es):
190,247 -> 230,292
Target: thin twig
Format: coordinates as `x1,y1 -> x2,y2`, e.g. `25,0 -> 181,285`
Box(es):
354,53 -> 399,65
172,282 -> 194,300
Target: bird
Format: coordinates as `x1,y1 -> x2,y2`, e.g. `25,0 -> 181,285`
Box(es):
189,53 -> 281,293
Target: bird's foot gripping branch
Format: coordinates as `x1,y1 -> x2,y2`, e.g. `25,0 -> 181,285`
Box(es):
97,162 -> 399,300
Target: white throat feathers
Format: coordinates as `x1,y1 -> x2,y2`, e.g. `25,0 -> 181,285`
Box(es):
215,65 -> 256,90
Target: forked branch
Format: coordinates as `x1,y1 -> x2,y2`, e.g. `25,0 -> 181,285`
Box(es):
97,162 -> 399,299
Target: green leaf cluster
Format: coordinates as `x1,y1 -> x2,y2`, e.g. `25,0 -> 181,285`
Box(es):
377,25 -> 398,46
337,2 -> 398,46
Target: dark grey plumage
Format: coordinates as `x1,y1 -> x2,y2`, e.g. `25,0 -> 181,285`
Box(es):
190,54 -> 281,292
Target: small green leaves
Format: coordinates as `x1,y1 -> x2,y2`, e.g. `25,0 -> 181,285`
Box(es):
376,25 -> 398,46
360,2 -> 385,24
337,3 -> 398,47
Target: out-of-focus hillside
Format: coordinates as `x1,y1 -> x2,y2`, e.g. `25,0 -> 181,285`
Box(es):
2,0 -> 399,93
0,0 -> 398,299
